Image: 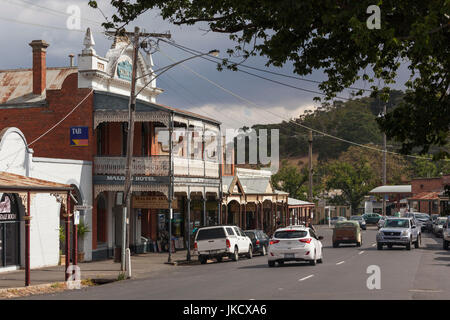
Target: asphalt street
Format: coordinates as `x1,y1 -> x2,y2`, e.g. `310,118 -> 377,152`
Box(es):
23,226 -> 450,300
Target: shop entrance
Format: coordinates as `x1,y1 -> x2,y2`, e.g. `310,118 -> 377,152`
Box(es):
0,193 -> 20,268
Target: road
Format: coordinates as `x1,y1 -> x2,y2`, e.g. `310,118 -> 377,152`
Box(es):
23,226 -> 450,300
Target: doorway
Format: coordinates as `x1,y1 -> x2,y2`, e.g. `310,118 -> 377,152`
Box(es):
0,193 -> 20,268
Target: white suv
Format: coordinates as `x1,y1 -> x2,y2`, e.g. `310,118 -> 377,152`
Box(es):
194,225 -> 253,264
268,226 -> 323,267
443,217 -> 450,250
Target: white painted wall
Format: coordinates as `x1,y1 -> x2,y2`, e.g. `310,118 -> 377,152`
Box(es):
31,157 -> 93,261
0,127 -> 93,271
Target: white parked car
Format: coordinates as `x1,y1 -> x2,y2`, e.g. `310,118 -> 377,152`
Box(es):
268,225 -> 323,267
194,225 -> 253,264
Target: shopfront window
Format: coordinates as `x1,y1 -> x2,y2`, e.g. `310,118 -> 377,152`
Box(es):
0,193 -> 20,267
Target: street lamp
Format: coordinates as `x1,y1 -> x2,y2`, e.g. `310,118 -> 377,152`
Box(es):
121,26 -> 219,273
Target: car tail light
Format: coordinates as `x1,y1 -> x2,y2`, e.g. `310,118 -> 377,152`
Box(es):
256,240 -> 260,245
299,238 -> 312,244
226,239 -> 231,248
305,251 -> 310,255
194,242 -> 198,250
269,240 -> 279,245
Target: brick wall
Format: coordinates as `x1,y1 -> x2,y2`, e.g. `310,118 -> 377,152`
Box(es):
0,73 -> 95,161
411,177 -> 443,194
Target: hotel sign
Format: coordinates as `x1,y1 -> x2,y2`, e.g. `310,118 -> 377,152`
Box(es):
132,195 -> 178,210
93,175 -> 169,185
117,60 -> 132,81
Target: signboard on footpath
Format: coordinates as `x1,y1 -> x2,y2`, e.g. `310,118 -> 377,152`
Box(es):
132,195 -> 178,210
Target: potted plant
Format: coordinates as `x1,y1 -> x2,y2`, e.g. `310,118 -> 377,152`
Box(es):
76,221 -> 90,262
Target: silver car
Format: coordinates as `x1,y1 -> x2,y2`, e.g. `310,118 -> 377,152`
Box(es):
376,217 -> 421,250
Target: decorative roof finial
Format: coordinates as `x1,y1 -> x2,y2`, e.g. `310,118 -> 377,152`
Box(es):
82,27 -> 96,55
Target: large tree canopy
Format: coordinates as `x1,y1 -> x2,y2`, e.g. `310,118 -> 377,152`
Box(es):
90,0 -> 450,157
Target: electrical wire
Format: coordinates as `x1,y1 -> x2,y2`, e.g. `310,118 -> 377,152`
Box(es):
157,48 -> 440,161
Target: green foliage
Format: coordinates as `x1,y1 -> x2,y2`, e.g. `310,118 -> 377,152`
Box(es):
323,158 -> 376,213
77,221 -> 91,239
59,226 -> 65,243
271,160 -> 308,200
90,0 -> 450,157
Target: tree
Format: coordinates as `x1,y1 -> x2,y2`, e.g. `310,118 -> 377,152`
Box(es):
271,160 -> 308,200
323,159 -> 376,213
338,145 -> 411,184
89,0 -> 450,158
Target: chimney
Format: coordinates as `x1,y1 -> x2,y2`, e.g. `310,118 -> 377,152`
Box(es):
29,40 -> 49,95
69,54 -> 74,67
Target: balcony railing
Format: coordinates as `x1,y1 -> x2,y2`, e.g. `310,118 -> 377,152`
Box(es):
94,156 -> 219,178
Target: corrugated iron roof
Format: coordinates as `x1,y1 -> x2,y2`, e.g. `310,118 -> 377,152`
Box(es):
0,67 -> 77,105
288,197 -> 314,207
0,171 -> 72,192
409,191 -> 440,201
370,185 -> 412,194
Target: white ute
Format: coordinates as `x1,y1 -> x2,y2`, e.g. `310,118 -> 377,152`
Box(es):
194,225 -> 253,264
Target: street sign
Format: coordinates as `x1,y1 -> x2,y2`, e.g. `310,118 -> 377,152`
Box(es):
74,205 -> 93,211
74,210 -> 80,225
70,126 -> 89,146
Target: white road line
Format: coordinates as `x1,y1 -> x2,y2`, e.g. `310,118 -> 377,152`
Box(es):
298,274 -> 314,282
336,261 -> 345,265
359,251 -> 365,255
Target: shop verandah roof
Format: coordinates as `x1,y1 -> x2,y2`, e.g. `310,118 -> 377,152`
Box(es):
0,171 -> 72,193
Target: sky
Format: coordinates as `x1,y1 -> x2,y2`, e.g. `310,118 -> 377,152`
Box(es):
0,0 -> 411,130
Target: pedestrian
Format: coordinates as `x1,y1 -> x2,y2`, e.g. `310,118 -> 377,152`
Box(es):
306,218 -> 316,232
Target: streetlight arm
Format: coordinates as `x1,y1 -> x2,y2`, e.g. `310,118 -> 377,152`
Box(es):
134,50 -> 219,97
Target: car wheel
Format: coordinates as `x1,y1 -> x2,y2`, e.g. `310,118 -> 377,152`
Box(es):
268,261 -> 275,267
406,238 -> 412,250
261,245 -> 267,256
247,246 -> 253,259
216,256 -> 223,263
199,255 -> 207,264
414,235 -> 420,248
387,244 -> 393,249
443,240 -> 449,250
232,247 -> 239,261
277,261 -> 284,266
333,242 -> 339,248
317,252 -> 323,264
309,251 -> 317,266
377,243 -> 383,250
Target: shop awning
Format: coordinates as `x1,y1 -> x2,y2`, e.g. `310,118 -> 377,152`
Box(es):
0,171 -> 72,192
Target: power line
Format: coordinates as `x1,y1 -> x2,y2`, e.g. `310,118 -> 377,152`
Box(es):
157,48 -> 439,161
160,39 -> 375,94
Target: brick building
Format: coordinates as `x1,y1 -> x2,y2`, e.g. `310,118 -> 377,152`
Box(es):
0,29 -> 222,261
409,175 -> 450,215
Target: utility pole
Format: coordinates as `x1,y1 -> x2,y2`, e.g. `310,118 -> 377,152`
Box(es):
308,130 -> 313,202
382,104 -> 387,216
107,27 -> 171,275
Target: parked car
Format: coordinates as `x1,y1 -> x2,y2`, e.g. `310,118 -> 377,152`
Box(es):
431,214 -> 439,224
377,216 -> 386,229
332,220 -> 362,247
349,215 -> 366,230
244,229 -> 270,256
194,225 -> 253,264
414,213 -> 432,232
362,213 -> 382,225
404,212 -> 427,231
330,216 -> 347,225
267,225 -> 323,267
433,217 -> 448,237
443,217 -> 450,250
376,217 -> 421,250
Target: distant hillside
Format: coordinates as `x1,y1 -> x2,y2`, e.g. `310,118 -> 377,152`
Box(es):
251,90 -> 405,161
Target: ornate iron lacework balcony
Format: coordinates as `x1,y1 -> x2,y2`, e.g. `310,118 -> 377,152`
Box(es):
94,156 -> 219,178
